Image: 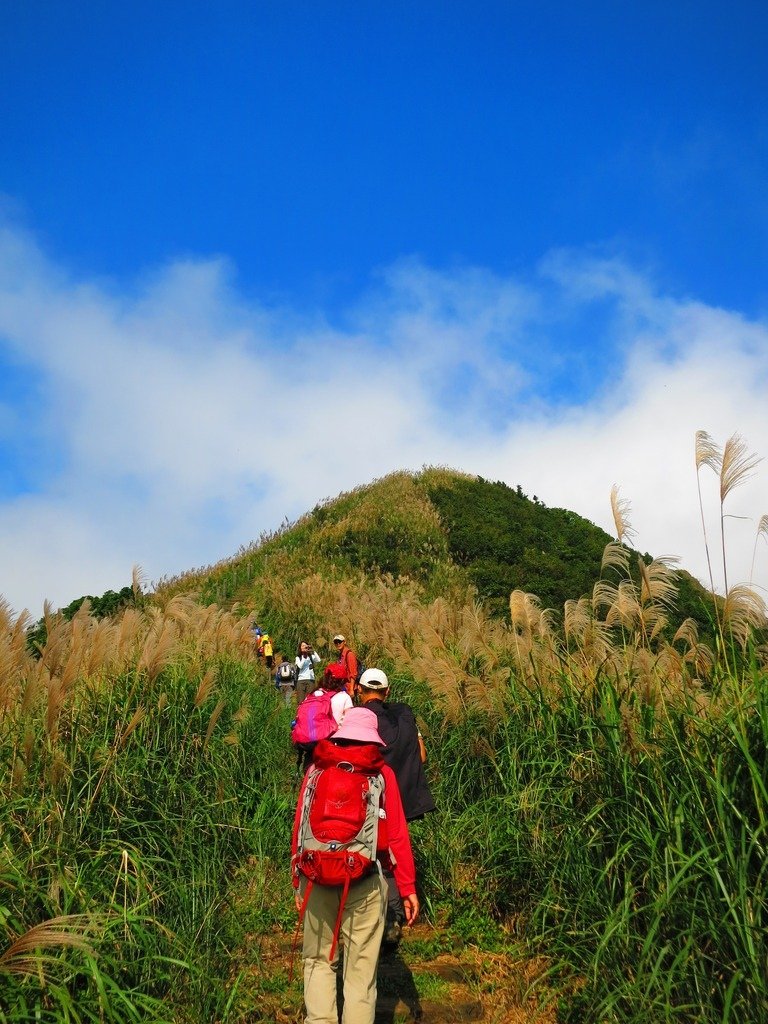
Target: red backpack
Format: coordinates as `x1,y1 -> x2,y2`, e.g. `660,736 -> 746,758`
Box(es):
291,690 -> 337,745
293,761 -> 385,961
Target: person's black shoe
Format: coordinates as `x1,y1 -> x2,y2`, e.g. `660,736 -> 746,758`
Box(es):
381,918 -> 402,952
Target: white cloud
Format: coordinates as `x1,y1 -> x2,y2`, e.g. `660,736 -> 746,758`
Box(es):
469,284 -> 768,596
1,224 -> 766,617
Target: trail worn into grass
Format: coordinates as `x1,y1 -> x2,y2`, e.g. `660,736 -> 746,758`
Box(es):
373,926 -> 556,1024
235,923 -> 556,1024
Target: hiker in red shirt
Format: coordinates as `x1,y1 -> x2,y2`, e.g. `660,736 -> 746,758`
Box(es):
291,707 -> 418,1024
333,633 -> 358,695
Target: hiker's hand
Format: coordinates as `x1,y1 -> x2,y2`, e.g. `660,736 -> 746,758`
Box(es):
403,894 -> 419,926
294,892 -> 302,913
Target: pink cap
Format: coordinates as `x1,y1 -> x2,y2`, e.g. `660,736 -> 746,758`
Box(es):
332,707 -> 386,747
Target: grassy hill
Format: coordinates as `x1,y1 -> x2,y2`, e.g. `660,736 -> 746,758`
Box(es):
152,467 -> 717,657
154,467 -> 708,612
40,467 -> 720,665
6,465 -> 767,1024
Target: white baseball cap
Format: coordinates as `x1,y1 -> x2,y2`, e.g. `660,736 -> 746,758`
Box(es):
358,668 -> 389,691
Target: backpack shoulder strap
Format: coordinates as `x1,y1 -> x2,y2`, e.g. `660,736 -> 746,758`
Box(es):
295,766 -> 322,856
356,772 -> 384,861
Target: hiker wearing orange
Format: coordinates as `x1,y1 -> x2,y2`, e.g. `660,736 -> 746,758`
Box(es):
291,707 -> 418,1024
332,633 -> 358,695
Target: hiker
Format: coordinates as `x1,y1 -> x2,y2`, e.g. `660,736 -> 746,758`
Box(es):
356,667 -> 435,946
292,663 -> 353,771
294,640 -> 321,703
332,633 -> 358,695
292,706 -> 419,1024
274,655 -> 298,706
259,631 -> 274,670
251,622 -> 263,656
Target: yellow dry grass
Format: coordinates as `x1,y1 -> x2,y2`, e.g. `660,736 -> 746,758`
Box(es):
0,597 -> 259,764
0,914 -> 98,978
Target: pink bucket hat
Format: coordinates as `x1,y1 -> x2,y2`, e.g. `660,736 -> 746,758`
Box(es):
332,707 -> 386,747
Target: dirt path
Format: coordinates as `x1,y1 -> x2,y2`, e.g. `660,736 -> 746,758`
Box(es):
374,929 -> 553,1023
237,923 -> 556,1024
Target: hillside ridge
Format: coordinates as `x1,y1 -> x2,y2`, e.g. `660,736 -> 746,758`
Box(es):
148,466 -> 714,642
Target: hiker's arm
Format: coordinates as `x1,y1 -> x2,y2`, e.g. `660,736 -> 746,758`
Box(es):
417,731 -> 427,763
381,767 -> 417,900
402,893 -> 419,926
400,705 -> 427,763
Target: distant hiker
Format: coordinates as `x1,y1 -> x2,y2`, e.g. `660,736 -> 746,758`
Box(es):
291,707 -> 419,1024
356,667 -> 435,947
332,633 -> 358,695
260,632 -> 274,670
292,663 -> 353,771
275,656 -> 298,706
295,640 -> 321,703
251,622 -> 263,656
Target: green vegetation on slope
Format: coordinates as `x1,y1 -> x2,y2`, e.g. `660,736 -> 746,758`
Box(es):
5,592 -> 768,1023
26,586 -> 142,654
161,468 -> 715,649
425,475 -> 612,616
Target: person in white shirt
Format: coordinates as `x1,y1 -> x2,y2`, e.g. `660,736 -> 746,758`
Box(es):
295,641 -> 321,703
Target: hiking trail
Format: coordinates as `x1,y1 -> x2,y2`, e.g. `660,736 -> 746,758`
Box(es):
236,922 -> 556,1023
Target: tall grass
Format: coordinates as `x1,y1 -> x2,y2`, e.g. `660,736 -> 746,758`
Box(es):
1,599 -> 295,1022
405,666 -> 768,1022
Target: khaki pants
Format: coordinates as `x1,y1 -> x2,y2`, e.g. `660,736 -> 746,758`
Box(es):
300,872 -> 387,1024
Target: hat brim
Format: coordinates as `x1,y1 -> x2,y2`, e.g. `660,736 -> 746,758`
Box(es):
332,722 -> 386,746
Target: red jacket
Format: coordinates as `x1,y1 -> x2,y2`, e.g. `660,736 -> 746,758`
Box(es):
291,739 -> 416,898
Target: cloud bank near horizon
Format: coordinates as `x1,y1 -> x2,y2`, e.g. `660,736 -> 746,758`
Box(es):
1,223 -> 767,618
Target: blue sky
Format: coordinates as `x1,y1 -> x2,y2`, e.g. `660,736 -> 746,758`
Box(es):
1,1 -> 767,615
